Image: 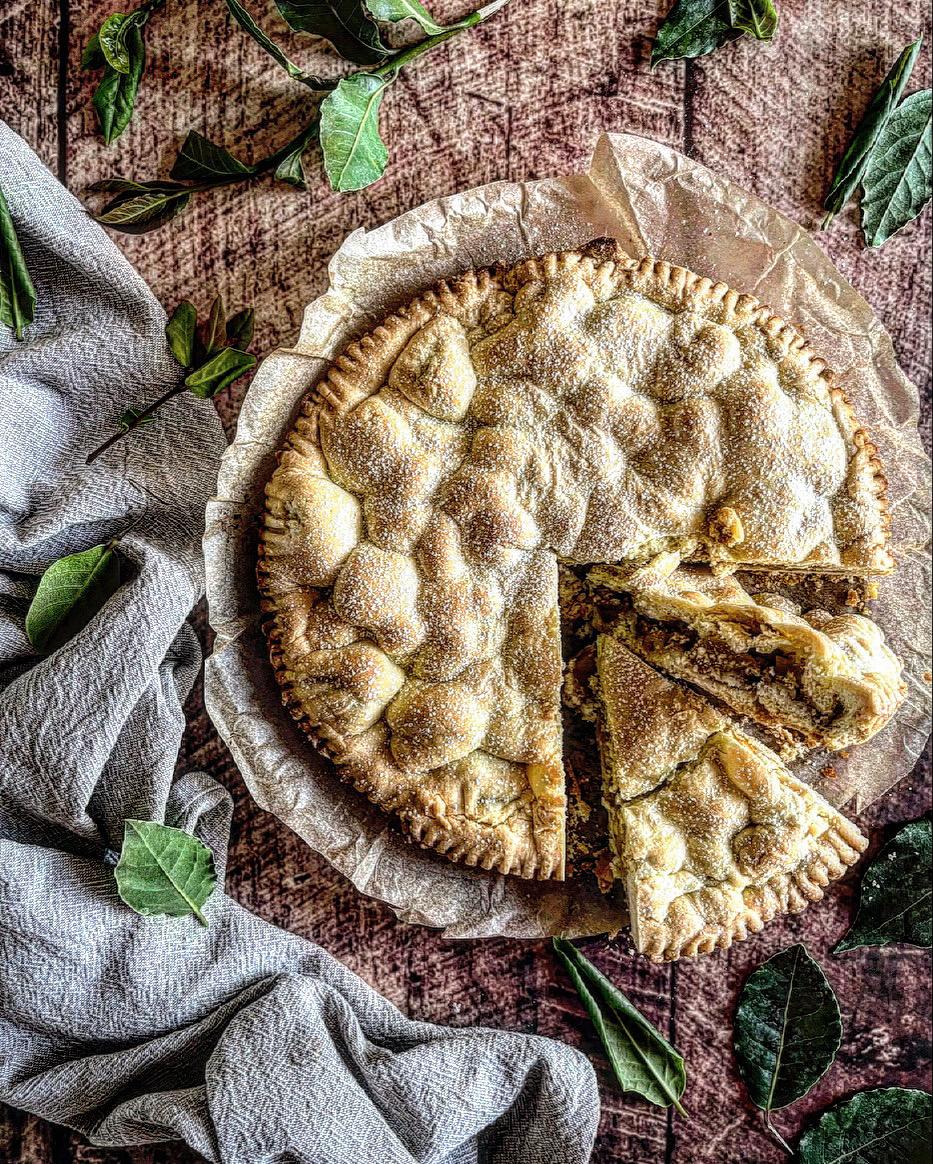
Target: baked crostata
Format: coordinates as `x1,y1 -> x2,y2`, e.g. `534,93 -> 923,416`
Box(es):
259,240 -> 897,955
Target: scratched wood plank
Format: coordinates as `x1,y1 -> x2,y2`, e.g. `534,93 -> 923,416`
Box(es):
1,0 -> 931,1161
0,0 -> 60,172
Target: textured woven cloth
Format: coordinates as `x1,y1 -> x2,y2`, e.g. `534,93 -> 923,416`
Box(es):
0,122 -> 600,1164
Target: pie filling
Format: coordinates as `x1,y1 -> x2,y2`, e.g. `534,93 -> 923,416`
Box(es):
591,590 -> 849,739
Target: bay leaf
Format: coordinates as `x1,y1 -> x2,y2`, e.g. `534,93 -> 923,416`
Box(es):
835,816 -> 931,951
92,22 -> 145,145
225,306 -> 255,349
274,0 -> 388,65
170,131 -> 253,183
366,0 -> 444,35
652,0 -> 740,65
553,938 -> 687,1113
26,542 -> 124,654
727,0 -> 777,40
96,188 -> 191,233
115,819 -> 217,926
320,73 -> 391,192
0,186 -> 37,341
98,12 -> 132,74
823,36 -> 923,225
185,347 -> 257,398
860,88 -> 932,247
798,1087 -> 931,1164
165,300 -> 198,368
224,0 -> 335,88
734,944 -> 841,1119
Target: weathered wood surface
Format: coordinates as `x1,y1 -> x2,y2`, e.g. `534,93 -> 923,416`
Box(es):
1,1 -> 931,1161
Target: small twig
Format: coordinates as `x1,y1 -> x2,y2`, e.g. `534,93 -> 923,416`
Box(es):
85,383 -> 184,465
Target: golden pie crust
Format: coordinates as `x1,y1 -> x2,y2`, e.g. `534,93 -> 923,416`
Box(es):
259,241 -> 891,887
595,635 -> 868,961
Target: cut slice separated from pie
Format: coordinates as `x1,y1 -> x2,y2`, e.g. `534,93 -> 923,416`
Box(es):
588,561 -> 906,753
259,240 -> 893,885
594,634 -> 868,961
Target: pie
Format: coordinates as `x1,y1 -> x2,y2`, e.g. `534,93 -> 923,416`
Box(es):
587,561 -> 906,752
258,240 -> 896,951
593,634 -> 868,961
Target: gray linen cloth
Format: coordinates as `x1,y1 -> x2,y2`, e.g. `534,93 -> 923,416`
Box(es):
0,122 -> 600,1164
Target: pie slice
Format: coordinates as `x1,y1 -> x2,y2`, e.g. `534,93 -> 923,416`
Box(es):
588,562 -> 906,752
594,634 -> 868,961
259,241 -> 892,880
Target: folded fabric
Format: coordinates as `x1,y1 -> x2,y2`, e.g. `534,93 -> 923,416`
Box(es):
0,121 -> 600,1164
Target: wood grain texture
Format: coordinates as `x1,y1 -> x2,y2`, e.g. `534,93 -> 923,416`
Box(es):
0,2 -> 931,1161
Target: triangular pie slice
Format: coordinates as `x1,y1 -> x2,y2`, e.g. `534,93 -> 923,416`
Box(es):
588,562 -> 906,753
260,241 -> 892,879
594,634 -> 867,961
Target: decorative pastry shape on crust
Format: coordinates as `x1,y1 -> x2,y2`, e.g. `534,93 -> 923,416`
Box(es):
588,562 -> 906,753
594,635 -> 868,961
259,241 -> 891,880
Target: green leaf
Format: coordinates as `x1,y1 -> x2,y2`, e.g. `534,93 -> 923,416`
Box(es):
170,130 -> 253,183
115,819 -> 217,926
275,144 -> 309,189
860,89 -> 932,247
652,0 -> 741,64
89,177 -> 187,195
185,347 -> 257,398
25,542 -> 124,654
823,36 -> 923,224
320,73 -> 391,192
224,0 -> 335,88
366,0 -> 444,35
202,295 -> 227,356
734,944 -> 840,1117
727,0 -> 777,39
96,188 -> 191,233
81,32 -> 105,70
0,186 -> 37,341
798,1087 -> 932,1164
225,306 -> 255,349
98,12 -> 132,73
552,938 -> 687,1113
652,0 -> 778,63
165,300 -> 198,367
117,406 -> 154,430
92,23 -> 145,144
835,817 -> 931,951
274,0 -> 388,66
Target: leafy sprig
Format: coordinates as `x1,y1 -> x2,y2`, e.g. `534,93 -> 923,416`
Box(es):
82,0 -> 167,144
0,185 -> 37,341
85,295 -> 256,464
89,0 -> 510,231
823,36 -> 931,246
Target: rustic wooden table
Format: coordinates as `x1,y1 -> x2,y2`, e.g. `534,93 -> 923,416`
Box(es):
2,2 -> 931,1161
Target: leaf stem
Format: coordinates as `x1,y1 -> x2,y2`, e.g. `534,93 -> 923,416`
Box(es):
373,0 -> 506,77
85,383 -> 185,464
764,1111 -> 793,1157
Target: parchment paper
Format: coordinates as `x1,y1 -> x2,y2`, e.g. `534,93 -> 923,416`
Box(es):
203,132 -> 932,940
